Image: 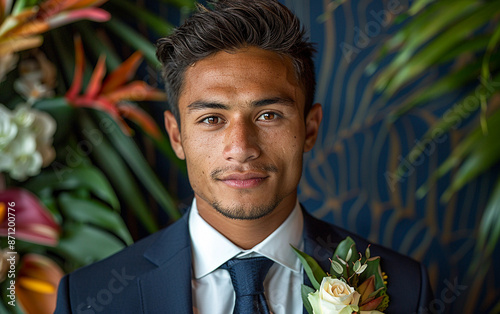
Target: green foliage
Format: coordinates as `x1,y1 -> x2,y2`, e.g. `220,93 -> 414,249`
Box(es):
291,245 -> 327,290
373,0 -> 500,311
0,1 -> 194,311
301,285 -> 315,314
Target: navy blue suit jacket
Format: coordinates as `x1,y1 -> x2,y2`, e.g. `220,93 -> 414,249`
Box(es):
55,208 -> 433,313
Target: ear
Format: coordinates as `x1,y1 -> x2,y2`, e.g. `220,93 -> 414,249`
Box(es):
164,111 -> 186,160
304,103 -> 322,152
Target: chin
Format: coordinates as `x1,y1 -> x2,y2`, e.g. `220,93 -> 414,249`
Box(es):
212,199 -> 279,221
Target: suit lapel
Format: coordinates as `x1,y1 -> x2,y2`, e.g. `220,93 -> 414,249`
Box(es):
302,207 -> 344,277
138,212 -> 193,314
301,207 -> 344,314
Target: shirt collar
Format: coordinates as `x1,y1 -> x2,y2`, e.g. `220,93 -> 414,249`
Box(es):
189,198 -> 304,279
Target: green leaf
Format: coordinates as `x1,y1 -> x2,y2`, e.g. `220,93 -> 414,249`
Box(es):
291,245 -> 327,290
57,223 -> 126,268
78,112 -> 160,232
377,0 -> 478,89
441,128 -> 500,201
159,0 -> 196,10
331,260 -> 343,275
476,178 -> 500,256
353,260 -> 361,273
388,49 -> 494,118
104,18 -> 161,68
380,1 -> 500,95
396,72 -> 500,184
58,193 -> 133,245
365,246 -> 371,259
93,111 -> 180,220
301,285 -> 316,314
416,108 -> 500,197
24,166 -> 120,210
109,0 -> 175,36
359,257 -> 386,291
332,236 -> 358,278
76,22 -> 122,70
11,0 -> 31,15
33,97 -> 76,145
407,0 -> 436,16
47,28 -> 78,88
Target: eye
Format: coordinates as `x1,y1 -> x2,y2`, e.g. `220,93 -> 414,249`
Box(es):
201,116 -> 223,124
257,112 -> 280,121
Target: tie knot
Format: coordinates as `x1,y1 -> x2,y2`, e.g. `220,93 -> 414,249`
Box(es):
220,256 -> 274,297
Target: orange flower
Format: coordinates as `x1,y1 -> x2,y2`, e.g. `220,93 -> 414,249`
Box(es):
65,35 -> 166,139
16,254 -> 64,314
0,0 -> 110,56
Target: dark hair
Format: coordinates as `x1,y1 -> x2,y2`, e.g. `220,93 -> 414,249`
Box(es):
156,0 -> 316,123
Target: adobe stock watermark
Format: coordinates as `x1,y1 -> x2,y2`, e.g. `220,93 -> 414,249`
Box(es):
384,76 -> 500,192
414,277 -> 467,314
340,0 -> 408,63
312,234 -> 341,262
76,267 -> 136,314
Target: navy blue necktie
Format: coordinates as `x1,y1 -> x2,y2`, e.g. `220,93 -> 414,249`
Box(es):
220,256 -> 274,314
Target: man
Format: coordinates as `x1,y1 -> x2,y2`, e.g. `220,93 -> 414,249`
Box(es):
55,1 -> 433,313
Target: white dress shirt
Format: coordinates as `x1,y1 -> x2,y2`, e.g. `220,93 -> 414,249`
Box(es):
189,198 -> 304,314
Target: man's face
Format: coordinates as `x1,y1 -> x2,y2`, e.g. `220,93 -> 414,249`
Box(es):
165,47 -> 321,220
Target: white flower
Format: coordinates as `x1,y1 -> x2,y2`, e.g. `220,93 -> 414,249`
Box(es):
8,151 -> 43,180
308,277 -> 361,314
0,105 -> 18,148
9,130 -> 37,156
12,104 -> 36,128
0,103 -> 56,180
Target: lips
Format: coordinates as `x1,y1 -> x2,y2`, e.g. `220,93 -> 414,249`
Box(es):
218,172 -> 269,189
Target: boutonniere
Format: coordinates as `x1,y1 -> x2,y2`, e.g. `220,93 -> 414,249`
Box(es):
292,237 -> 389,314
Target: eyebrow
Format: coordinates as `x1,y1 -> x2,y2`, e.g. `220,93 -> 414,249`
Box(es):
187,97 -> 295,112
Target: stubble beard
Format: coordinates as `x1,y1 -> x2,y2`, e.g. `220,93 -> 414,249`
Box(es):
211,193 -> 283,220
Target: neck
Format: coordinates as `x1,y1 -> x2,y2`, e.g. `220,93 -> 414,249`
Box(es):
196,194 -> 297,249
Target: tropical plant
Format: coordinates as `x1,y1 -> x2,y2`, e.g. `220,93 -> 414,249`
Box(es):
372,0 -> 500,312
0,0 -> 194,312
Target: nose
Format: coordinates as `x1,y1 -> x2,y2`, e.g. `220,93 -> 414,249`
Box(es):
223,120 -> 261,163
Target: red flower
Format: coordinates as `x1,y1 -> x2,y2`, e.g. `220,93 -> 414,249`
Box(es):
66,36 -> 166,139
0,188 -> 60,246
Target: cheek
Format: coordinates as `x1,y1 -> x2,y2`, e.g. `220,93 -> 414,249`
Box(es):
182,134 -> 218,179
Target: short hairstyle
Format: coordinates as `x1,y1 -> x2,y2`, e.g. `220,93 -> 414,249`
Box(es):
156,0 -> 316,123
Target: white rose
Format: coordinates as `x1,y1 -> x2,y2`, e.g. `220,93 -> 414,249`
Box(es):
308,277 -> 361,314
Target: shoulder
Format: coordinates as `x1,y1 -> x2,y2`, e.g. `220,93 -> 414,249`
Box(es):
302,208 -> 419,265
55,214 -> 191,312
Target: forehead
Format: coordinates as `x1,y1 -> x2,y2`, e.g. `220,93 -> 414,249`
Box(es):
178,47 -> 304,110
